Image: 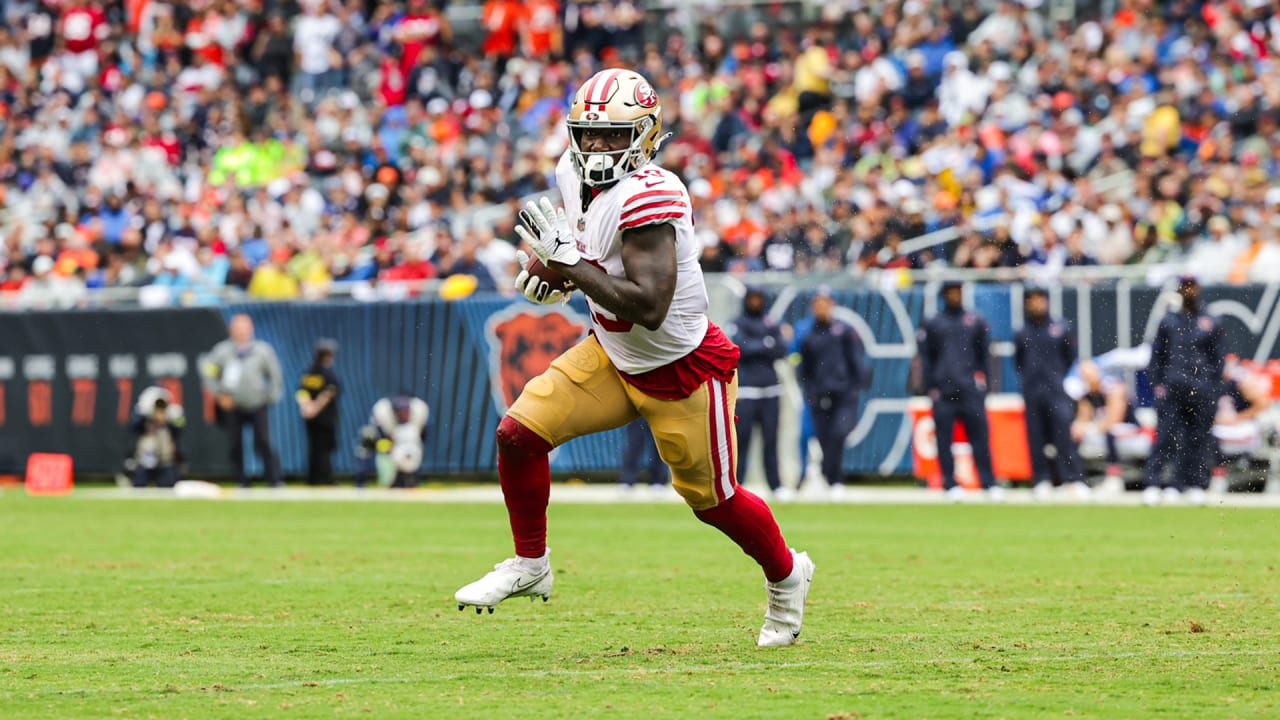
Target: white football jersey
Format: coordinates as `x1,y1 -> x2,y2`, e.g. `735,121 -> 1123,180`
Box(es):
555,150 -> 709,374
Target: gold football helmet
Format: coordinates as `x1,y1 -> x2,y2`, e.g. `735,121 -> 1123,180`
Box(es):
567,68 -> 668,187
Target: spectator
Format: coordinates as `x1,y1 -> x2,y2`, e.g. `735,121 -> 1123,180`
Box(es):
202,313 -> 285,488
441,237 -> 497,292
247,246 -> 301,299
250,12 -> 294,87
1185,215 -> 1245,284
1,0 -> 1280,297
294,0 -> 342,104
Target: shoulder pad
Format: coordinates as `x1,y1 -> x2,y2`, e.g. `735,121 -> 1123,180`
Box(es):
618,172 -> 690,231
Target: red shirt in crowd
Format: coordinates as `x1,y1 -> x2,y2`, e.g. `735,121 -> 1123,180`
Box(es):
524,0 -> 559,57
396,7 -> 443,76
143,131 -> 182,165
379,57 -> 407,107
60,1 -> 108,55
482,0 -> 522,58
382,259 -> 437,282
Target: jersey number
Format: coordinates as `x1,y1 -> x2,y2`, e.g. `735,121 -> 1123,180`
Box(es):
592,309 -> 635,333
584,258 -> 635,333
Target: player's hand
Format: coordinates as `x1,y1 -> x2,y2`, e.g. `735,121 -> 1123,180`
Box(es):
516,197 -> 581,268
514,250 -> 570,305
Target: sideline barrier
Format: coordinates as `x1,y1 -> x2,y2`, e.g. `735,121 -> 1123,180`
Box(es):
4,282 -> 1280,480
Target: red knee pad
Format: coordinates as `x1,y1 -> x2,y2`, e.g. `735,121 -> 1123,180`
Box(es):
496,416 -> 553,456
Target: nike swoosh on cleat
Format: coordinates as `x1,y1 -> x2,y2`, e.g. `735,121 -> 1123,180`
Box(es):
509,572 -> 546,594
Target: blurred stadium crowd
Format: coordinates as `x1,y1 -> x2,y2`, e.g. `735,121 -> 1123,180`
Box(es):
2,0 -> 1280,308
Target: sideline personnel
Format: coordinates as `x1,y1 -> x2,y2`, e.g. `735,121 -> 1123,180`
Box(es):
203,313 -> 284,488
797,286 -> 868,500
917,281 -> 1002,501
1143,275 -> 1225,506
1015,286 -> 1089,501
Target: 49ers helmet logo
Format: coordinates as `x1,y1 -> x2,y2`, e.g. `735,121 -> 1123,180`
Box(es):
634,82 -> 658,108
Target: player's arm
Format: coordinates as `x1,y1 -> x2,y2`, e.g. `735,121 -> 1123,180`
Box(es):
1237,375 -> 1271,421
1074,397 -> 1095,425
552,223 -> 677,332
1100,384 -> 1128,432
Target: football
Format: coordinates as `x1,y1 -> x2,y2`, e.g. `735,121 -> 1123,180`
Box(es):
528,256 -> 575,294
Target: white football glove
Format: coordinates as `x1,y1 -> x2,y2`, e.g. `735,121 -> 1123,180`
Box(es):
514,250 -> 570,305
515,196 -> 582,267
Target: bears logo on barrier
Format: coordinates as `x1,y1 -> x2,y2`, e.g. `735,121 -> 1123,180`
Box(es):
485,305 -> 589,413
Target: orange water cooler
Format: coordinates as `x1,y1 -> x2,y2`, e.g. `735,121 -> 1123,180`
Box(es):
908,394 -> 1032,488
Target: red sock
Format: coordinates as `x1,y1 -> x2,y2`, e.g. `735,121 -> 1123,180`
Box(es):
695,487 -> 795,583
496,416 -> 554,558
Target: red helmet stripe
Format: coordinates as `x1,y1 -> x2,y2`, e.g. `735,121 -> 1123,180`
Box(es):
589,69 -> 622,106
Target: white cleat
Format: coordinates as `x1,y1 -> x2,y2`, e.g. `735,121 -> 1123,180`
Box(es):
946,486 -> 967,503
987,485 -> 1007,503
1072,481 -> 1094,502
455,552 -> 554,614
758,549 -> 815,647
774,486 -> 797,503
828,483 -> 847,502
1142,486 -> 1162,506
1032,481 -> 1054,502
1162,487 -> 1182,505
1185,487 -> 1208,507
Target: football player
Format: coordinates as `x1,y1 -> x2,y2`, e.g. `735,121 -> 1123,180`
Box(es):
455,69 -> 815,646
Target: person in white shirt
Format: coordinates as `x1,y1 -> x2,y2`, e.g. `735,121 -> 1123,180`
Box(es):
937,51 -> 989,128
1185,215 -> 1246,284
293,0 -> 342,103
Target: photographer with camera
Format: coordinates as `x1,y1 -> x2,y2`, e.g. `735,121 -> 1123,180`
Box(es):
127,387 -> 185,488
354,394 -> 430,488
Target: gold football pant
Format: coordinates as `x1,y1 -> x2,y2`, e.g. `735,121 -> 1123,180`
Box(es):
506,335 -> 738,511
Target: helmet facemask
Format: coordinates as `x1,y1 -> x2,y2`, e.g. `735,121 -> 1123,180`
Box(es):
568,113 -> 659,187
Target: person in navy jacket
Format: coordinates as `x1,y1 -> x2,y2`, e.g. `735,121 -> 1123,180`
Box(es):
798,286 -> 869,500
729,287 -> 790,500
1143,275 -> 1226,506
917,281 -> 1002,501
1015,286 -> 1089,500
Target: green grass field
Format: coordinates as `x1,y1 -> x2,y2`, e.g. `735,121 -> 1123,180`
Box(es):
2,494 -> 1278,719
